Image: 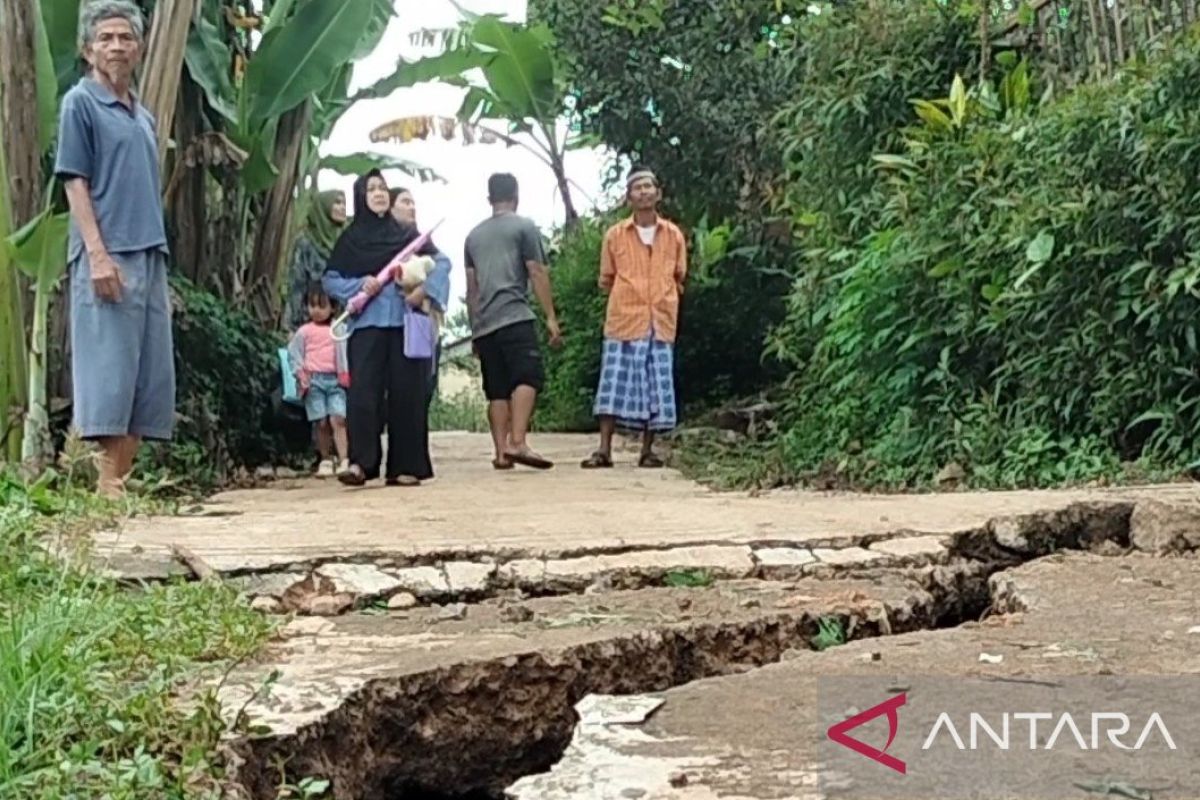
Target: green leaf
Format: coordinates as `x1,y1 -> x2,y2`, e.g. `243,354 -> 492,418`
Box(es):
353,47 -> 492,102
1017,1 -> 1036,26
41,0 -> 81,97
981,284 -> 1002,301
310,66 -> 354,140
353,0 -> 395,60
949,74 -> 967,125
470,18 -> 559,122
929,256 -> 963,277
320,152 -> 442,183
239,126 -> 279,194
912,99 -> 953,131
245,0 -> 375,126
1025,230 -> 1055,264
34,6 -> 57,151
872,154 -> 917,170
5,209 -> 69,291
185,16 -> 238,122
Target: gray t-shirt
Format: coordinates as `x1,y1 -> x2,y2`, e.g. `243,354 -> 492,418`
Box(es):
464,211 -> 546,339
54,78 -> 167,262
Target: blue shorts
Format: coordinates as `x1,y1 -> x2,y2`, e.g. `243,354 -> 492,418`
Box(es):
70,249 -> 175,440
304,373 -> 346,422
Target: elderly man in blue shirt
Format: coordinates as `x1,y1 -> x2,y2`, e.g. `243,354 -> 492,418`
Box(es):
55,0 -> 175,497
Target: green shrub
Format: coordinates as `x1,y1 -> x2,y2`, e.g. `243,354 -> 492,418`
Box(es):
772,33 -> 1200,488
135,277 -> 310,491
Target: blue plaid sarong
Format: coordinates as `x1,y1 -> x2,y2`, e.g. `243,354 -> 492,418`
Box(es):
593,337 -> 677,431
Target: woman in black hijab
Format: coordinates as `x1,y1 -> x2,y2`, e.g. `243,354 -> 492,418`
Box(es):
323,170 -> 438,487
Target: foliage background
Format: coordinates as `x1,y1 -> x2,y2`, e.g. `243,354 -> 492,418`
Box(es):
533,0 -> 1200,488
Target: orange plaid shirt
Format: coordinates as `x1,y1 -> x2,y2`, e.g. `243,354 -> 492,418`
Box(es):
599,216 -> 688,343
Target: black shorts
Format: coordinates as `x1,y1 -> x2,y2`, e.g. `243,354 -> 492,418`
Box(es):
475,320 -> 544,401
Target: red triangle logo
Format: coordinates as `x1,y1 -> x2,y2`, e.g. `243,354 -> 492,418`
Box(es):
826,692 -> 907,775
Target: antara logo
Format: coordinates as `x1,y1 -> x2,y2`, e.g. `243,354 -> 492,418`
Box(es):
826,692 -> 908,775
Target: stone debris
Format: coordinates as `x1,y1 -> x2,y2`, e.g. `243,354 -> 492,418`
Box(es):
306,593 -> 354,616
387,592 -> 418,610
869,535 -> 948,564
315,563 -> 403,599
229,572 -> 307,599
391,565 -> 450,598
576,694 -> 665,726
979,652 -> 1004,665
250,596 -> 282,614
500,603 -> 535,623
444,561 -> 497,594
812,546 -> 886,567
755,547 -> 817,577
436,602 -> 468,622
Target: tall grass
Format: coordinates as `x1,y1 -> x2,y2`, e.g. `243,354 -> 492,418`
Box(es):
0,471 -> 274,799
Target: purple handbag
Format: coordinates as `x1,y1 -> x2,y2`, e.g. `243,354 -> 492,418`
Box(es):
404,308 -> 436,360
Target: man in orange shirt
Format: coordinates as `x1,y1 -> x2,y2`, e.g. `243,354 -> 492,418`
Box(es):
581,166 -> 687,469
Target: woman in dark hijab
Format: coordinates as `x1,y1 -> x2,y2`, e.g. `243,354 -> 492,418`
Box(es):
323,170 -> 438,487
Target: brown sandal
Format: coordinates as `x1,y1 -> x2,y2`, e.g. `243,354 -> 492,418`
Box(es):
638,452 -> 665,469
506,447 -> 554,470
492,458 -> 514,470
580,451 -> 613,469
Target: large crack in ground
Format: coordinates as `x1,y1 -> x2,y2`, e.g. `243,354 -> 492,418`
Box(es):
224,500 -> 1147,800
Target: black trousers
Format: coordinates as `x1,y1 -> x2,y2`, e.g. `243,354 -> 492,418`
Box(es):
347,326 -> 433,480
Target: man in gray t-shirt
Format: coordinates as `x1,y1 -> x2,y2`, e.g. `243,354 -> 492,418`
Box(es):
465,173 -> 562,470
54,0 -> 175,498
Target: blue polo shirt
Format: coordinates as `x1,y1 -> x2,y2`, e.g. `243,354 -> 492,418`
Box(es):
54,77 -> 167,262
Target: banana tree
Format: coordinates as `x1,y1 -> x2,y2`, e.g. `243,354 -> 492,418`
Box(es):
5,205 -> 68,465
180,0 -> 414,318
0,136 -> 29,463
365,14 -> 586,225
0,0 -> 74,462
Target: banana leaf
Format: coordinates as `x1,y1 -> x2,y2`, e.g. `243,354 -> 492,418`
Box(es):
245,0 -> 374,126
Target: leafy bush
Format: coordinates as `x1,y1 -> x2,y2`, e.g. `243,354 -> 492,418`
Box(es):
135,277 -> 310,490
772,33 -> 1200,488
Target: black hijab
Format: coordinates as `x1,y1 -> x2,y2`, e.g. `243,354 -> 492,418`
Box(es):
326,169 -> 434,277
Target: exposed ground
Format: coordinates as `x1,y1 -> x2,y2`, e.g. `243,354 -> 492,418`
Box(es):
92,434 -> 1200,799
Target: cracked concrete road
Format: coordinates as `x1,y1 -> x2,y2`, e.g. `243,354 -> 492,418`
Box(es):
92,433 -> 1200,579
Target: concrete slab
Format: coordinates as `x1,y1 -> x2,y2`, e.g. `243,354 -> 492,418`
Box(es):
511,554 -> 1200,800
88,433 -> 1200,577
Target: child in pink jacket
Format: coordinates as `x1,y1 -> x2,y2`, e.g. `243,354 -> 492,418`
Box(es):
287,285 -> 351,478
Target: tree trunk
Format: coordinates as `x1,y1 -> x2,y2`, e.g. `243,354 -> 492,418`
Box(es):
1,0 -> 44,225
549,151 -> 579,229
168,73 -> 207,283
139,0 -> 200,175
249,100 -> 311,325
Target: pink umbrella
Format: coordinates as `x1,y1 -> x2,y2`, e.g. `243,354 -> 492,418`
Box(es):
331,220 -> 443,341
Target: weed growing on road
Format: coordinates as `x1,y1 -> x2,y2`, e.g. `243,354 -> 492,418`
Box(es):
0,470 -> 274,799
664,569 -> 715,589
811,617 -> 847,652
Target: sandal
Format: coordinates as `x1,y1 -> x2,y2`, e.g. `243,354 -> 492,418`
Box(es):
580,451 -> 614,469
492,458 -> 514,470
638,452 -> 665,469
505,447 -> 554,470
338,464 -> 367,487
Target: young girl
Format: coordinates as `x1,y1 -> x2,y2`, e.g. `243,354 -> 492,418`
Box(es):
287,285 -> 350,477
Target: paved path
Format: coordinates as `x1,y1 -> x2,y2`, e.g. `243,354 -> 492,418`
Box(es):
95,433 -> 1200,578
